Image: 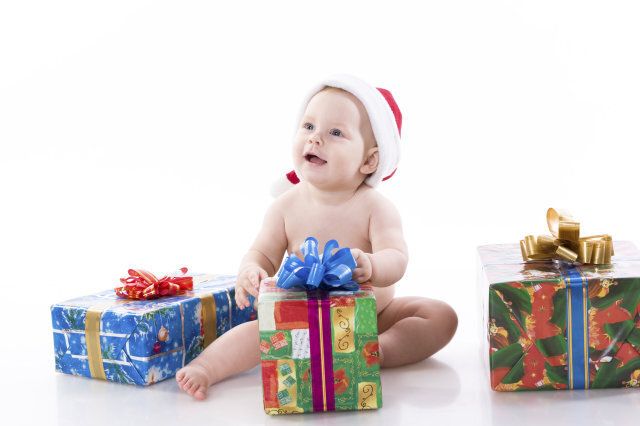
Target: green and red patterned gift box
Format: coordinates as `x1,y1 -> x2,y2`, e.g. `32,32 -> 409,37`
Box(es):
258,279 -> 382,414
478,241 -> 640,391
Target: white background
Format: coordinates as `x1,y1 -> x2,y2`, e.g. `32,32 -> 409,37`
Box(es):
2,1 -> 640,425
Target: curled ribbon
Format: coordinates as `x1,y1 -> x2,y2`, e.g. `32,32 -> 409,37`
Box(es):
520,208 -> 613,265
115,267 -> 194,300
276,237 -> 359,291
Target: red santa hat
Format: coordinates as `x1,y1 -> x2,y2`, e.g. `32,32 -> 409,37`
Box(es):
271,74 -> 402,197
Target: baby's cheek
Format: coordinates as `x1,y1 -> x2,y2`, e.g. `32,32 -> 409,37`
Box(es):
291,150 -> 305,170
333,154 -> 359,175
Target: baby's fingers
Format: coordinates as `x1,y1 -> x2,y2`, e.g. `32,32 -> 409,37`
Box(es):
248,270 -> 261,288
352,268 -> 369,283
350,248 -> 362,263
246,282 -> 259,298
258,269 -> 269,284
235,286 -> 249,309
261,276 -> 276,286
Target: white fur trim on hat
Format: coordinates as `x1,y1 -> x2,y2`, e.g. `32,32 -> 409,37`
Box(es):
270,173 -> 297,198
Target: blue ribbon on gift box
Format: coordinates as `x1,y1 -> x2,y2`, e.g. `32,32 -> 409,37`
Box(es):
276,237 -> 359,291
564,265 -> 590,389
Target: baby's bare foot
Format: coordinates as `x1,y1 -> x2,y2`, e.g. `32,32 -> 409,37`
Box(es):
176,363 -> 211,400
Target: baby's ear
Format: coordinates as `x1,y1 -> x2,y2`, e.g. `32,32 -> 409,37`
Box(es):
360,147 -> 379,175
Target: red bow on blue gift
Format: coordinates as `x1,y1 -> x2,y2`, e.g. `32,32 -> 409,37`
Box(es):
115,267 -> 193,300
276,237 -> 359,291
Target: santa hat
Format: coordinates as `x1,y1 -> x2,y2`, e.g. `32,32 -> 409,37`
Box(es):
271,74 -> 402,197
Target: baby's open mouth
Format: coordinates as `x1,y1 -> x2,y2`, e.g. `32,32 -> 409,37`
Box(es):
305,154 -> 327,165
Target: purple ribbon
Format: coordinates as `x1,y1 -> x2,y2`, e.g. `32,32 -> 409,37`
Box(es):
308,292 -> 336,412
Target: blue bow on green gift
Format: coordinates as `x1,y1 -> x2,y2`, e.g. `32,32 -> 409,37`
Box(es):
276,237 -> 360,291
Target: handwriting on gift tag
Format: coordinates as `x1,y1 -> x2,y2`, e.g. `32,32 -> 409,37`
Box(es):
332,307 -> 355,353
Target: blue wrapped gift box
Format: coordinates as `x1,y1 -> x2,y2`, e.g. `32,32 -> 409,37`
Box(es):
51,274 -> 256,385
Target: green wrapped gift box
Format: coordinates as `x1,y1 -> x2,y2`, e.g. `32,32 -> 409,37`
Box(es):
258,280 -> 382,414
479,241 -> 640,391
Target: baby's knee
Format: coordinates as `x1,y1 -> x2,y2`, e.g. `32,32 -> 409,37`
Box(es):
437,301 -> 458,342
421,299 -> 457,343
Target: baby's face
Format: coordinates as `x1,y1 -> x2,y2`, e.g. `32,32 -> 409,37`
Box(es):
292,88 -> 376,191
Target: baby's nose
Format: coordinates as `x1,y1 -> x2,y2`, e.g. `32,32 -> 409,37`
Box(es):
308,134 -> 322,144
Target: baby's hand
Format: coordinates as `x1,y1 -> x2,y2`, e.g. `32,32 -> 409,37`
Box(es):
350,248 -> 373,283
235,265 -> 267,310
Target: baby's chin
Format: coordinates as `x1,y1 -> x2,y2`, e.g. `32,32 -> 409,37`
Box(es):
299,168 -> 362,192
295,160 -> 328,180
297,170 -> 329,187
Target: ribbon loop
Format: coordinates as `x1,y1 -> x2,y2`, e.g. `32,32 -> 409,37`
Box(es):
277,238 -> 359,291
520,208 -> 613,265
115,267 -> 193,300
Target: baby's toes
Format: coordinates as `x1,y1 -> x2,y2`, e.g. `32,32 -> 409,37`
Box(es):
183,378 -> 196,392
177,379 -> 188,391
194,385 -> 208,401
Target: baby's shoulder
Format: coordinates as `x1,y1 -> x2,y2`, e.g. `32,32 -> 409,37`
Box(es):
358,188 -> 402,226
357,186 -> 396,212
271,185 -> 303,212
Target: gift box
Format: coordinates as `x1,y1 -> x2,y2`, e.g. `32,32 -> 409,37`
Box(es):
51,274 -> 256,386
258,279 -> 382,414
479,241 -> 640,391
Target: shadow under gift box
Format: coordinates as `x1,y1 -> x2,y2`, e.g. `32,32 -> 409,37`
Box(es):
258,280 -> 382,415
51,274 -> 256,386
478,241 -> 640,391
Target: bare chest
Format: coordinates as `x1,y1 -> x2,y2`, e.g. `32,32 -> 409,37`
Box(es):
283,202 -> 372,254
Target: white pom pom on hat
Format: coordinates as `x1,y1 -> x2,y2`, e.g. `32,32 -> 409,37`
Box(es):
270,74 -> 402,197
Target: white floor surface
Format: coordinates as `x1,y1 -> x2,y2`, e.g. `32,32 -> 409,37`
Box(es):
10,333 -> 640,426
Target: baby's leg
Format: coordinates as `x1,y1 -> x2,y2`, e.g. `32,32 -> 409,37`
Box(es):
176,319 -> 259,400
377,297 -> 457,368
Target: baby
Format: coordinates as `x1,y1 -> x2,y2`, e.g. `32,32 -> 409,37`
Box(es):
176,74 -> 458,400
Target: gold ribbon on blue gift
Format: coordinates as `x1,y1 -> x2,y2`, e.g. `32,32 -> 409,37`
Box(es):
520,208 -> 613,265
199,294 -> 218,349
520,208 -> 614,389
86,303 -> 111,380
84,293 -> 221,380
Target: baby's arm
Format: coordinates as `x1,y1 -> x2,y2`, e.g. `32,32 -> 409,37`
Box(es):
359,197 -> 408,287
235,201 -> 288,308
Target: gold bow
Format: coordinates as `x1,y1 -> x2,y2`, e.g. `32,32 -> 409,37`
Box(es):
520,208 -> 613,265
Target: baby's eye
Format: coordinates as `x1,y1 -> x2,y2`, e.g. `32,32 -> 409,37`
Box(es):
330,128 -> 343,137
303,122 -> 314,131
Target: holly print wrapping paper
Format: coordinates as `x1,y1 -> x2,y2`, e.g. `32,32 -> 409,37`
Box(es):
479,241 -> 640,391
51,274 -> 256,385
